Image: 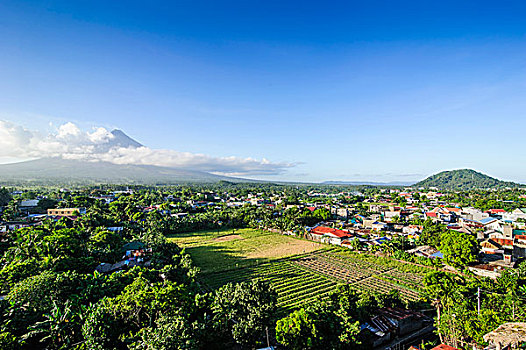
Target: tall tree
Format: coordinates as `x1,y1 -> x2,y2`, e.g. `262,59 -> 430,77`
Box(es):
439,230 -> 478,268
212,280 -> 277,347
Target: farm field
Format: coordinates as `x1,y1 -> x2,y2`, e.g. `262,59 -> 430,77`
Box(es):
293,250 -> 429,301
167,228 -> 324,273
168,229 -> 432,313
201,259 -> 340,312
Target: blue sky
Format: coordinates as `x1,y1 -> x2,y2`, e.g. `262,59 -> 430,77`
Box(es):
1,1 -> 526,183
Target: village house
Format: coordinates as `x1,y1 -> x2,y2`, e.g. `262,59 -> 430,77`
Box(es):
19,199 -> 40,211
91,194 -> 116,204
95,241 -> 152,274
406,245 -> 443,259
512,208 -> 526,221
470,256 -> 517,278
369,204 -> 385,213
425,207 -> 460,223
308,226 -> 353,245
468,263 -> 504,279
487,208 -> 506,217
478,226 -> 526,263
0,221 -> 33,233
371,221 -> 388,231
330,207 -> 349,219
402,224 -> 423,235
362,217 -> 385,230
480,239 -> 508,255
361,307 -> 430,348
250,198 -> 269,206
514,233 -> 526,259
47,207 -> 85,216
478,217 -> 502,231
382,209 -> 401,222
425,211 -> 440,222
483,322 -> 526,350
460,207 -> 490,221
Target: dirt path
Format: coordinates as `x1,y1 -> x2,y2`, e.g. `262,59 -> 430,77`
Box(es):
213,234 -> 242,242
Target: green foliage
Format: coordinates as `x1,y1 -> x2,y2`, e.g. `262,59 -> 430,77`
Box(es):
82,297 -> 124,350
87,229 -> 124,262
0,187 -> 12,207
36,198 -> 57,211
0,258 -> 40,293
349,237 -> 365,251
419,220 -> 446,247
439,230 -> 478,268
213,279 -> 277,347
421,267 -> 526,346
276,308 -> 317,349
276,285 -> 403,349
131,314 -> 206,350
0,331 -> 21,350
23,300 -> 83,349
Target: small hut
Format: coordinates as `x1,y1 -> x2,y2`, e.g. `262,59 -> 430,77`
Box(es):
483,322 -> 526,350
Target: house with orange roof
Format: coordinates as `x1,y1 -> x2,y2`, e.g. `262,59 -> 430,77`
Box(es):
408,345 -> 460,350
309,226 -> 353,245
488,208 -> 506,215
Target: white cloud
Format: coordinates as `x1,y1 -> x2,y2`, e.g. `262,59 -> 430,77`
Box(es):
57,122 -> 82,139
0,120 -> 293,176
0,121 -> 34,157
88,127 -> 114,144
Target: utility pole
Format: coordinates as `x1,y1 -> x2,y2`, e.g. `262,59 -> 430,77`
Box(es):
266,326 -> 270,348
477,287 -> 481,316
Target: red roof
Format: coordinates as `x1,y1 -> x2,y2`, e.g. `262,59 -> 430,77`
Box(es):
310,226 -> 352,238
426,212 -> 437,217
306,206 -> 316,212
492,238 -> 513,247
488,209 -> 506,213
408,225 -> 423,229
431,345 -> 460,350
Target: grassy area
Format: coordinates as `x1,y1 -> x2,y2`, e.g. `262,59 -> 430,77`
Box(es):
167,228 -> 324,273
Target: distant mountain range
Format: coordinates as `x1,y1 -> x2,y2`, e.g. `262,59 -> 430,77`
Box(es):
413,169 -> 522,190
0,130 -> 249,185
0,129 -> 522,188
0,158 -> 233,185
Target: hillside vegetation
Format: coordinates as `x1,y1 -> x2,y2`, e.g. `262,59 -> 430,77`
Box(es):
414,169 -> 520,190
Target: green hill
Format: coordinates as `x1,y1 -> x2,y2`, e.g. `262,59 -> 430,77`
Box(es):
414,169 -> 520,190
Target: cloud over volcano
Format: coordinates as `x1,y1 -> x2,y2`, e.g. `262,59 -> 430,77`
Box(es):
0,120 -> 293,176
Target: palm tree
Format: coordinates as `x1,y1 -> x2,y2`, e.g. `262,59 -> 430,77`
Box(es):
24,300 -> 83,348
422,272 -> 463,343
